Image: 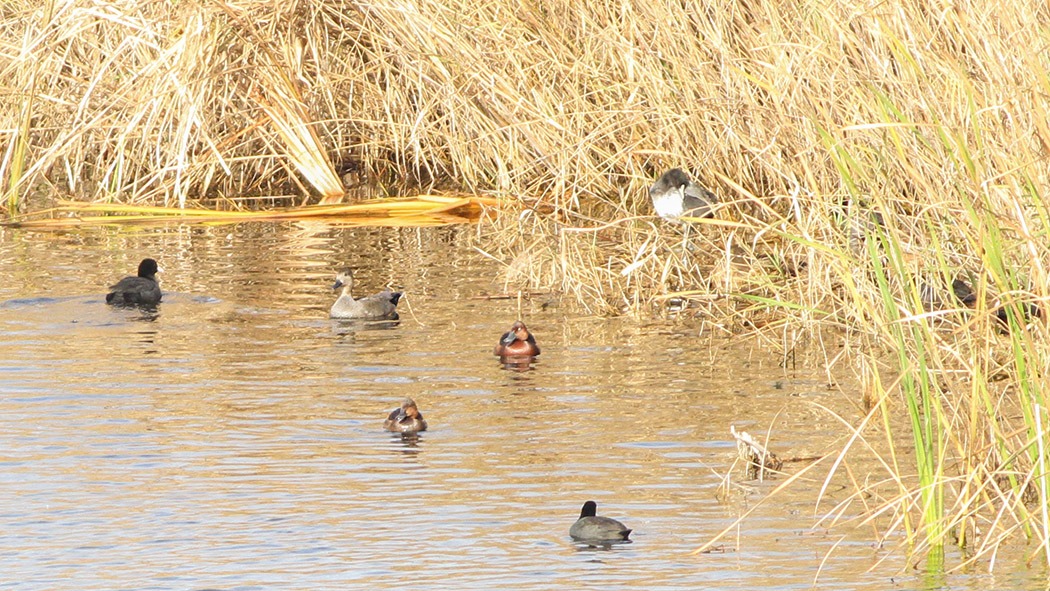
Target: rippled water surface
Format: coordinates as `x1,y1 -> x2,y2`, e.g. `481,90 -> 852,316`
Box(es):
0,223 -> 1043,590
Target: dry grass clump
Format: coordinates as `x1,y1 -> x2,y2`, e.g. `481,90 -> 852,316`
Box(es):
3,0 -> 1050,570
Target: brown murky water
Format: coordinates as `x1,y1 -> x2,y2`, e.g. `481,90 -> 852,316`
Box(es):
0,223 -> 1043,589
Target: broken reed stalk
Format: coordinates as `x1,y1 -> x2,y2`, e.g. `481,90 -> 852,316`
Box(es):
6,195 -> 505,228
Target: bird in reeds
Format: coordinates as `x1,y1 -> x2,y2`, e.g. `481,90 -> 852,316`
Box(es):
384,397 -> 428,434
919,277 -> 977,311
569,501 -> 631,542
951,278 -> 978,307
106,258 -> 162,306
494,320 -> 540,358
329,268 -> 402,320
994,299 -> 1042,330
649,168 -> 719,221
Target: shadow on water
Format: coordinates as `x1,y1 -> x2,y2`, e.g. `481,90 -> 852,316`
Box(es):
2,295 -> 159,325
0,296 -> 67,308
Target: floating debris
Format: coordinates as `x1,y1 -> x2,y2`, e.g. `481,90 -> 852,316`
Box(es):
731,425 -> 783,481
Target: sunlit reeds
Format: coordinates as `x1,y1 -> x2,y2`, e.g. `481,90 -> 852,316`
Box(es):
1,0 -> 1049,570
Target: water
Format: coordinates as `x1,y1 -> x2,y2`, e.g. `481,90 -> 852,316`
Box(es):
0,223 -> 1043,589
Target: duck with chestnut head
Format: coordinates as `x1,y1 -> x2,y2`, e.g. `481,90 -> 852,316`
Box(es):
494,320 -> 540,358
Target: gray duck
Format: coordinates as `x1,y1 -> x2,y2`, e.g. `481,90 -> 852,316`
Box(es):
329,268 -> 402,320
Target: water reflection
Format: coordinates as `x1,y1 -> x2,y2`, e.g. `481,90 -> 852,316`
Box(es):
573,539 -> 633,552
120,307 -> 161,325
332,318 -> 402,333
498,358 -> 538,372
390,433 -> 425,454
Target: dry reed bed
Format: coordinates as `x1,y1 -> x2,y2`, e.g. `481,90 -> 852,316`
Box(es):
2,0 -> 1050,569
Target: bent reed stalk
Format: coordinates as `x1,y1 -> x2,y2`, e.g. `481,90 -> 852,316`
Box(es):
2,0 -> 1050,570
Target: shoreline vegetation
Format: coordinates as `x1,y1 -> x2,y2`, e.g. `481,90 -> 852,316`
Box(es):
3,0 -> 1050,571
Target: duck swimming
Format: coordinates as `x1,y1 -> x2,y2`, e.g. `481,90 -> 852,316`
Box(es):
649,168 -> 719,221
329,268 -> 402,320
106,258 -> 162,306
384,397 -> 428,434
494,320 -> 540,358
569,501 -> 631,542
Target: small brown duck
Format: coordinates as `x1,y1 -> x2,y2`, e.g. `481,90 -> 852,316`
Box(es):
569,501 -> 632,543
329,268 -> 402,320
384,398 -> 428,434
494,320 -> 540,358
106,258 -> 162,306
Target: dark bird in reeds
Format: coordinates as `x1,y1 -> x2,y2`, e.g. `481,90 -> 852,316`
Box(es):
920,277 -> 977,311
649,168 -> 719,221
994,299 -> 1042,330
569,501 -> 631,543
329,268 -> 402,320
384,397 -> 428,434
106,258 -> 161,306
494,320 -> 540,358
